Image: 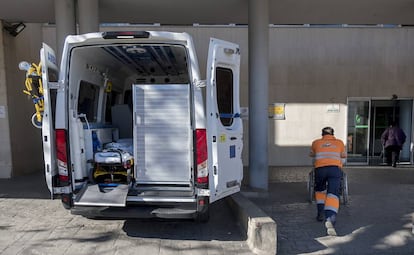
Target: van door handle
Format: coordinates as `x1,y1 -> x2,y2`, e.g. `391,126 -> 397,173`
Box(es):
230,137 -> 237,140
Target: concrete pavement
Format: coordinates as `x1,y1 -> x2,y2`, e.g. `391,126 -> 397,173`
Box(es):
0,173 -> 251,255
248,166 -> 414,255
1,166 -> 414,255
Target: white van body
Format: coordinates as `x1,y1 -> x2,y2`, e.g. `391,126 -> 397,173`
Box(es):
40,31 -> 243,221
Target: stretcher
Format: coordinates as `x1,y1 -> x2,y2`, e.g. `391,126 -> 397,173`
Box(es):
92,149 -> 134,184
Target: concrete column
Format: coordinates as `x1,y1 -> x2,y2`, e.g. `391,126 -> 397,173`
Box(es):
54,0 -> 76,61
0,20 -> 13,178
78,0 -> 99,34
248,0 -> 269,190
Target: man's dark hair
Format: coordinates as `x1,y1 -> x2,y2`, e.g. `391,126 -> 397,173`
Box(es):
322,127 -> 334,136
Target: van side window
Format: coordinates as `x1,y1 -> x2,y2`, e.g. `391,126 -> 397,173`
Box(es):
78,81 -> 99,122
216,67 -> 234,126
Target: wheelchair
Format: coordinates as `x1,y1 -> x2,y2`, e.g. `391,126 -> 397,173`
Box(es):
307,168 -> 349,205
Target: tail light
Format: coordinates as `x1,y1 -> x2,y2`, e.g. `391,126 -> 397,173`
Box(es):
196,129 -> 208,184
55,129 -> 69,185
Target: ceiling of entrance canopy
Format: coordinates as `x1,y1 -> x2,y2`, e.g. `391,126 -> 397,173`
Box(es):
1,0 -> 414,25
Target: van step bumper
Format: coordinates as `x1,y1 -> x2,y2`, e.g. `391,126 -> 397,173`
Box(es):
71,205 -> 197,219
74,184 -> 129,207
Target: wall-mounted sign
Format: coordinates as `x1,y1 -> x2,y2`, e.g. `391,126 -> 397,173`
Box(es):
269,103 -> 285,120
327,104 -> 340,113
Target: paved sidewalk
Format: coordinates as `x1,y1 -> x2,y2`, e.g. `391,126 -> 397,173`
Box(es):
0,173 -> 251,255
1,167 -> 414,255
249,166 -> 414,255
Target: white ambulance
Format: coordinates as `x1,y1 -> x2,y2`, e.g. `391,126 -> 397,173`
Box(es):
39,31 -> 243,221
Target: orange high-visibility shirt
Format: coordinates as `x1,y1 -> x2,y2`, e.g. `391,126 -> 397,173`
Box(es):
311,135 -> 346,168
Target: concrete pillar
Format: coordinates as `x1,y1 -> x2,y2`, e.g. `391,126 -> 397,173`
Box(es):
248,0 -> 269,190
0,20 -> 13,178
54,0 -> 76,61
78,0 -> 99,34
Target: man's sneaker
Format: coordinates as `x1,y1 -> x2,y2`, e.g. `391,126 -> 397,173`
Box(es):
325,220 -> 337,236
316,213 -> 324,222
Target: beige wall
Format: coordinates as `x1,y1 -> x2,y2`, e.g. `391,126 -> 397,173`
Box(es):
268,27 -> 414,166
1,24 -> 414,177
3,23 -> 44,176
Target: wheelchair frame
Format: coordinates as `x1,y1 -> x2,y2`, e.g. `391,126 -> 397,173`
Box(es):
307,168 -> 349,205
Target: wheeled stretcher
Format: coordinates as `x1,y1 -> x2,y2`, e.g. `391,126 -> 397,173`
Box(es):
92,149 -> 134,184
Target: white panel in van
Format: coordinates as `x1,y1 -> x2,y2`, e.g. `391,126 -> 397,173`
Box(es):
133,84 -> 192,185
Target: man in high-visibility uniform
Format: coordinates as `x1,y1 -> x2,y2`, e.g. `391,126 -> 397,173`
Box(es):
310,127 -> 346,236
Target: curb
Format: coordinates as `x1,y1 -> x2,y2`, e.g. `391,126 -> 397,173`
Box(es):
226,192 -> 277,255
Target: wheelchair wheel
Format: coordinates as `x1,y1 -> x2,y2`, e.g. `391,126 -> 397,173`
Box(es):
307,170 -> 315,203
341,172 -> 349,205
31,112 -> 42,129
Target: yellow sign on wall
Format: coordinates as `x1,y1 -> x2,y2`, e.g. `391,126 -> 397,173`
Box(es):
269,103 -> 285,120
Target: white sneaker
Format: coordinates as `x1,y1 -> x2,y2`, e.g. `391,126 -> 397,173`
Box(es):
325,220 -> 337,236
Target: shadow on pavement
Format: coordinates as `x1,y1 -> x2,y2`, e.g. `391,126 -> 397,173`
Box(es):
122,199 -> 246,241
250,167 -> 414,255
0,171 -> 50,199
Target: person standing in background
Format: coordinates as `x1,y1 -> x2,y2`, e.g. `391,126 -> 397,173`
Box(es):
381,121 -> 406,167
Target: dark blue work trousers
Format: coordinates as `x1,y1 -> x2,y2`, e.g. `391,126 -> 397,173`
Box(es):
315,165 -> 342,220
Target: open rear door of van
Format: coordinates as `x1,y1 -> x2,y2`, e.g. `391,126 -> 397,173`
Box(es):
40,43 -> 60,198
206,38 -> 243,203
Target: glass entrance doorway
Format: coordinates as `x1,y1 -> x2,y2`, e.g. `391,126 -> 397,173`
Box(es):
347,98 -> 412,165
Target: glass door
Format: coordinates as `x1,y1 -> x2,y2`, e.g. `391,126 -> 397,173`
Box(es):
348,98 -> 412,165
369,101 -> 396,165
398,100 -> 412,162
369,100 -> 413,165
347,99 -> 370,164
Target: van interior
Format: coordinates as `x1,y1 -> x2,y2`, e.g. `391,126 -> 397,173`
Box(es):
67,43 -> 196,191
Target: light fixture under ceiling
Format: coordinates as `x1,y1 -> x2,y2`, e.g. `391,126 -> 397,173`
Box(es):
4,22 -> 26,37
